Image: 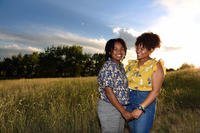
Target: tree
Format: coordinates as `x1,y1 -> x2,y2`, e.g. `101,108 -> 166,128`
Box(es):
91,53 -> 105,75
22,52 -> 39,78
166,68 -> 175,72
0,45 -> 106,78
1,58 -> 15,78
178,63 -> 195,70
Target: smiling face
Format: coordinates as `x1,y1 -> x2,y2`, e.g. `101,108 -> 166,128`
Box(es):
136,44 -> 152,61
111,42 -> 126,63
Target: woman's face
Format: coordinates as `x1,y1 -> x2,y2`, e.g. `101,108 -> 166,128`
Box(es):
136,44 -> 152,60
111,42 -> 126,63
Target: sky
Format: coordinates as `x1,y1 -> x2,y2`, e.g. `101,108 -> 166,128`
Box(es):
0,0 -> 200,69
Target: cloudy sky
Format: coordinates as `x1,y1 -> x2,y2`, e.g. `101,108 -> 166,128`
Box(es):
0,0 -> 200,69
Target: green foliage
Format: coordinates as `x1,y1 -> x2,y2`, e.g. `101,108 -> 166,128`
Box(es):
0,45 -> 106,78
178,63 -> 195,70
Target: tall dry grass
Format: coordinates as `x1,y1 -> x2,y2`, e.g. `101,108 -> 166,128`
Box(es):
0,77 -> 100,133
0,69 -> 199,133
153,69 -> 200,133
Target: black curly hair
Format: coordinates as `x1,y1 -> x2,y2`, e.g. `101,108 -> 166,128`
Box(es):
135,32 -> 161,50
105,38 -> 127,61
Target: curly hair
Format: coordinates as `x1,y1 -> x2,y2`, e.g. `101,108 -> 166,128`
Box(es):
105,38 -> 127,60
135,32 -> 161,50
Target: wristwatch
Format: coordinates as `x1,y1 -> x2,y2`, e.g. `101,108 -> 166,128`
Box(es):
137,105 -> 145,113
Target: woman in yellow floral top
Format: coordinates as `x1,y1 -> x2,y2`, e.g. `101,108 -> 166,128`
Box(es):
126,32 -> 165,133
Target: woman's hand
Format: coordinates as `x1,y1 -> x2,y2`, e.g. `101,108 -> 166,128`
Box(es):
104,87 -> 134,121
121,110 -> 134,121
131,109 -> 143,119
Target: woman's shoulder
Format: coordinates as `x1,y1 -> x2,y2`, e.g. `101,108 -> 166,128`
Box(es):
151,58 -> 166,74
101,60 -> 117,70
146,58 -> 160,66
150,58 -> 165,66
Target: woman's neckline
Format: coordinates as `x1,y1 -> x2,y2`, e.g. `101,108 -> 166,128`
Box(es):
137,57 -> 152,68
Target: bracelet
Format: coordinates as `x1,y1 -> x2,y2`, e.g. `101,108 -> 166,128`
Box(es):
137,105 -> 145,113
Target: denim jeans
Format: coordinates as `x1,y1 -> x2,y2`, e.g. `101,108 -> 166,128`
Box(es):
127,90 -> 156,133
97,99 -> 125,133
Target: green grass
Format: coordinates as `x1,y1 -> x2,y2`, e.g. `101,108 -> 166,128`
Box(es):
0,69 -> 200,133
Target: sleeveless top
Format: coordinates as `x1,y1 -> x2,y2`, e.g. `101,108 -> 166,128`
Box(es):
126,58 -> 165,91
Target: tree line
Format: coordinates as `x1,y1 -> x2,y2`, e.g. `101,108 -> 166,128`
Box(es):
0,45 -> 105,79
0,45 -> 196,79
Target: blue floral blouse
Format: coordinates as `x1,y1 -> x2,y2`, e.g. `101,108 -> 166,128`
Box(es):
97,58 -> 129,105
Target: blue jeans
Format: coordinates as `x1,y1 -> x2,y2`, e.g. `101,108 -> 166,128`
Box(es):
127,90 -> 156,133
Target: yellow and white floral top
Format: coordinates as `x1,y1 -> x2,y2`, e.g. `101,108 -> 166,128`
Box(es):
126,58 -> 165,91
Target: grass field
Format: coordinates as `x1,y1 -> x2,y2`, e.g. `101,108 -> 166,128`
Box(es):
0,69 -> 200,133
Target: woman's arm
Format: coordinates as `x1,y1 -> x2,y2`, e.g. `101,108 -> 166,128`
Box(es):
105,87 -> 133,121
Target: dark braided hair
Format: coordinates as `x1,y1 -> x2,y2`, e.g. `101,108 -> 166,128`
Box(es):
105,38 -> 127,60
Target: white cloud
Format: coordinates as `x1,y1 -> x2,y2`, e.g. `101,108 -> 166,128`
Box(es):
122,47 -> 137,66
0,28 -> 107,58
1,44 -> 42,52
4,44 -> 21,49
113,27 -> 139,49
0,43 -> 43,59
83,46 -> 103,54
52,30 -> 106,53
152,0 -> 200,46
144,0 -> 200,68
162,46 -> 182,52
113,27 -> 140,37
27,46 -> 43,52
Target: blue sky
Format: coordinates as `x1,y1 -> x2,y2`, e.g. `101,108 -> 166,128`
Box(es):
1,0 -> 200,69
0,0 -> 164,37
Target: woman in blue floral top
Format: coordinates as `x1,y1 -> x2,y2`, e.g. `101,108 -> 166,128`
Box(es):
97,38 -> 133,133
